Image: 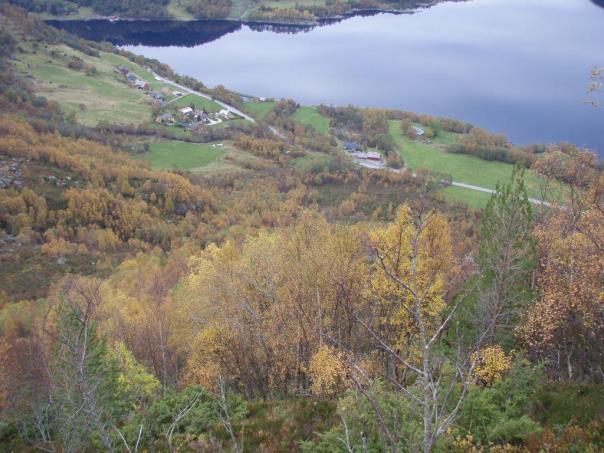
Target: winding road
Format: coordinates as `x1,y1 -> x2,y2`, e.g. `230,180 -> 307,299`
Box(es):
354,158 -> 548,206
448,181 -> 549,206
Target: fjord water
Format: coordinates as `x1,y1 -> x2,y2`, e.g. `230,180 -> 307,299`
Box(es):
123,0 -> 603,154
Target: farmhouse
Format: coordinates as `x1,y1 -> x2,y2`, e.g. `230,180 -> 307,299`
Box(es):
344,142 -> 361,152
134,79 -> 148,90
179,106 -> 193,115
354,151 -> 382,162
149,91 -> 164,101
193,110 -> 210,123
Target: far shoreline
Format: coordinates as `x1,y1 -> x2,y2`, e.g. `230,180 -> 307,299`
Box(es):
42,7 -> 413,28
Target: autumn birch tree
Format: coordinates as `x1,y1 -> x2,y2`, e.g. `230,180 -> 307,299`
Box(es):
363,205 -> 486,453
522,160 -> 603,382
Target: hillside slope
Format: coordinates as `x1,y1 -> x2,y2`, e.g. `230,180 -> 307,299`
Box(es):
1,6 -> 602,453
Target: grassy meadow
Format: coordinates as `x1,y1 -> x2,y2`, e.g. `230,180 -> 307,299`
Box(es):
242,102 -> 330,134
292,106 -> 330,134
292,152 -> 334,171
242,100 -> 276,119
387,120 -> 550,208
144,141 -> 226,170
439,185 -> 493,209
170,93 -> 222,112
14,44 -> 157,126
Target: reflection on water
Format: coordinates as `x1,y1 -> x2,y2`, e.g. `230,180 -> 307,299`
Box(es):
49,0 -> 604,154
47,19 -> 243,47
48,1 -> 456,47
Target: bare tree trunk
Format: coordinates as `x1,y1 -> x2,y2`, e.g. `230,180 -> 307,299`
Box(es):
214,377 -> 242,453
166,392 -> 202,453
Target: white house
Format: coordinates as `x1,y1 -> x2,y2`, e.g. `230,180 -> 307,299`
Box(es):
413,126 -> 425,136
134,79 -> 148,90
179,106 -> 193,115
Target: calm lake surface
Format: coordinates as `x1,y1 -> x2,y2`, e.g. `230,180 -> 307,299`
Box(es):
55,0 -> 604,154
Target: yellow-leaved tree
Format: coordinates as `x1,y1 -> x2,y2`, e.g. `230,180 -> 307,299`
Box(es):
471,345 -> 512,386
370,205 -> 452,354
181,211 -> 370,397
521,159 -> 603,381
361,205 -> 486,453
308,345 -> 349,398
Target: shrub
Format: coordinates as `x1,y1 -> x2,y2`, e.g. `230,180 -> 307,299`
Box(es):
84,63 -> 97,76
301,382 -> 423,452
386,151 -> 404,169
455,358 -> 543,446
471,345 -> 513,386
532,383 -> 604,427
67,56 -> 84,71
308,345 -> 349,397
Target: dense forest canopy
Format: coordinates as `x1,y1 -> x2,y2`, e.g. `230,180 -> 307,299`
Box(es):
0,4 -> 602,452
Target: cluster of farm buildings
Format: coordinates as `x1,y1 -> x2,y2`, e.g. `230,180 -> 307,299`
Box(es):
344,142 -> 382,162
116,65 -> 182,105
117,66 -> 151,90
156,106 -> 234,130
116,65 -> 236,130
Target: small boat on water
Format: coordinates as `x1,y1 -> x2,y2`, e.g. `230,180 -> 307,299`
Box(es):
109,16 -> 119,22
